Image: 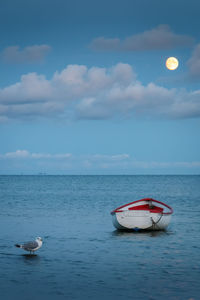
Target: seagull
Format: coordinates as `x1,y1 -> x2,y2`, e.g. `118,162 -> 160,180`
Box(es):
15,237 -> 43,254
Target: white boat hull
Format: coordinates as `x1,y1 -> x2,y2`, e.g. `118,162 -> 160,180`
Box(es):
112,211 -> 171,230
111,198 -> 173,231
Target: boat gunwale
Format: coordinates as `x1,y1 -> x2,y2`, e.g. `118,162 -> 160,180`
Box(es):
111,198 -> 173,215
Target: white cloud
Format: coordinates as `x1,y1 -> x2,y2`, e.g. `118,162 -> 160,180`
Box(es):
0,150 -> 72,159
4,150 -> 30,158
1,73 -> 52,104
0,62 -> 200,122
1,45 -> 51,63
91,154 -> 130,161
76,82 -> 200,120
0,150 -> 200,174
90,25 -> 194,51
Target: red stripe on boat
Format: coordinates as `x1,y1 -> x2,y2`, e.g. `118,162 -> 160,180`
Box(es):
111,198 -> 173,215
128,204 -> 164,213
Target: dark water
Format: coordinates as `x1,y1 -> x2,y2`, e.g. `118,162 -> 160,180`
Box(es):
0,175 -> 199,300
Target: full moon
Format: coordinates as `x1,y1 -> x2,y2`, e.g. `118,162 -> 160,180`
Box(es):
166,57 -> 179,70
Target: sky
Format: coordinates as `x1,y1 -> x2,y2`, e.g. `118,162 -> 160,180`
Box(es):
0,0 -> 200,174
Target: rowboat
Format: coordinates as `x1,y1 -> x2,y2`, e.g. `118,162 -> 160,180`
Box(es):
111,198 -> 173,231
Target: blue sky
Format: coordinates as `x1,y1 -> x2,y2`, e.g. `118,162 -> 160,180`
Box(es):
0,0 -> 200,174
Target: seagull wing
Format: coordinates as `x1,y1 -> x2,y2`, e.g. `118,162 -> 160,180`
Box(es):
23,241 -> 38,251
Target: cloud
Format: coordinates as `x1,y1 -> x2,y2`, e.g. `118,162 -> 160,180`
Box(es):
90,25 -> 194,51
4,150 -> 30,158
0,150 -> 200,174
187,43 -> 200,78
0,150 -> 72,159
91,154 -> 130,161
0,63 -> 200,122
76,82 -> 200,120
1,44 -> 51,63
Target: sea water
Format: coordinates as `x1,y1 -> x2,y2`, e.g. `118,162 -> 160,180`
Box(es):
0,175 -> 199,300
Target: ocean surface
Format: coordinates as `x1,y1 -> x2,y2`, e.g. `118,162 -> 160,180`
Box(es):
0,175 -> 199,300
